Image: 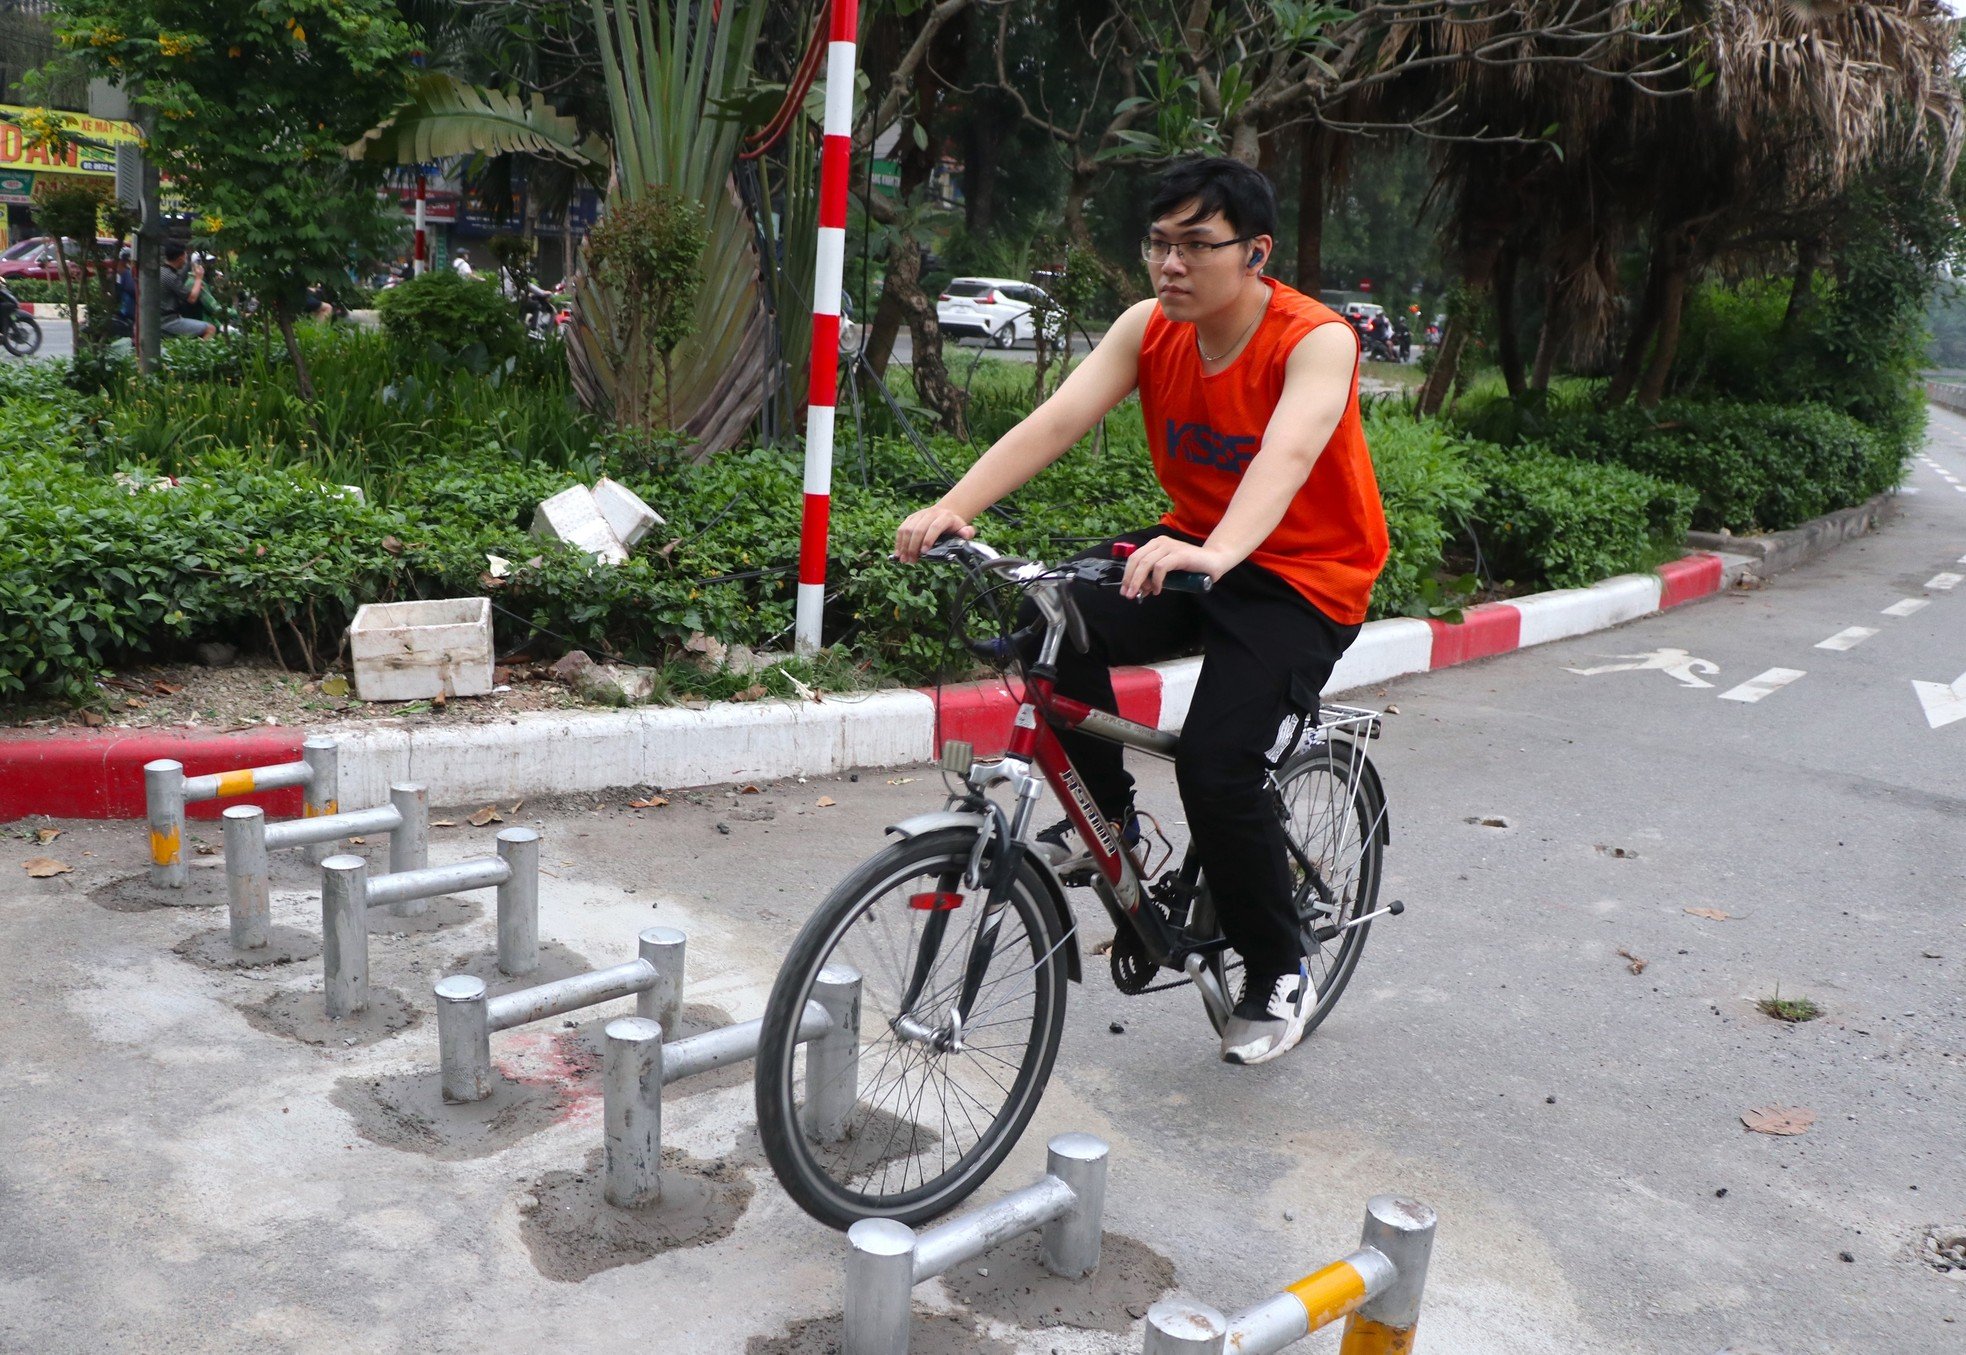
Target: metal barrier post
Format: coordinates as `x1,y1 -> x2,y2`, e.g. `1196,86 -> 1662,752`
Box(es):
386,783 -> 429,913
222,805 -> 270,950
1337,1197 -> 1437,1355
495,826 -> 540,976
802,964 -> 862,1143
145,758 -> 187,889
298,736 -> 340,864
1143,1300 -> 1229,1354
603,1016 -> 665,1208
844,1218 -> 917,1355
636,927 -> 685,1032
435,975 -> 492,1102
1040,1133 -> 1109,1279
320,854 -> 370,1018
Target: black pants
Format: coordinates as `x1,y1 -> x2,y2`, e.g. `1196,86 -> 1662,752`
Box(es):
1022,528 -> 1360,978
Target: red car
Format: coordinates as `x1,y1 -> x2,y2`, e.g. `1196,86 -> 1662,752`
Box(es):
0,236 -> 124,280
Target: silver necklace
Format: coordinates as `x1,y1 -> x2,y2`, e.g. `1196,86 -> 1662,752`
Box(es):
1196,294 -> 1267,363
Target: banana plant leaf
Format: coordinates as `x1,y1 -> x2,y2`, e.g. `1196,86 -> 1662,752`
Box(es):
349,73 -> 609,185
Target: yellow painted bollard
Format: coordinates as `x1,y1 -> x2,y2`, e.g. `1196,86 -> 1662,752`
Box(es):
1337,1196 -> 1437,1355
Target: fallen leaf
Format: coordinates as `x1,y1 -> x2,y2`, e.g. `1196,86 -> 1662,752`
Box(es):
32,828 -> 60,845
380,534 -> 405,555
468,806 -> 503,827
731,683 -> 768,702
194,843 -> 220,856
78,710 -> 105,728
816,796 -> 837,808
23,857 -> 71,878
347,837 -> 366,846
739,784 -> 761,795
1684,907 -> 1731,921
1385,703 -> 1400,715
153,681 -> 183,696
887,777 -> 915,786
1742,1106 -> 1816,1136
321,675 -> 349,698
1466,815 -> 1510,829
1616,947 -> 1648,975
508,800 -> 524,815
628,797 -> 669,809
430,820 -> 458,828
124,697 -> 146,710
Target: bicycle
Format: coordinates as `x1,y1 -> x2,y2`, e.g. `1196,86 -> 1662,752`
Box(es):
753,536 -> 1397,1228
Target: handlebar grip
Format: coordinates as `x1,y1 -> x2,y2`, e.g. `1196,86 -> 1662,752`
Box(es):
1162,570 -> 1213,594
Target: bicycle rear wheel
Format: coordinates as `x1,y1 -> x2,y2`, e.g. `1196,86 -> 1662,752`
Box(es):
1274,736 -> 1385,1034
754,828 -> 1070,1228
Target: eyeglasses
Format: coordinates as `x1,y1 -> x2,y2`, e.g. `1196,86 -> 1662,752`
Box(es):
1140,235 -> 1254,264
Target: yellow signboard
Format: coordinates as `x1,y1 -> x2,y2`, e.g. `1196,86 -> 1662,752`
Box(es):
0,105 -> 142,179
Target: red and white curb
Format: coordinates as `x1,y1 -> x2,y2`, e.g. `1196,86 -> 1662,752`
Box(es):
0,554 -> 1745,821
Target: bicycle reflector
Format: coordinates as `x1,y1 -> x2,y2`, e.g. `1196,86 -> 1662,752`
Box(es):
909,891 -> 963,911
939,739 -> 974,776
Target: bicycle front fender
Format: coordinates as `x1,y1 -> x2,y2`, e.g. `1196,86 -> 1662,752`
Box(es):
885,810 -> 1083,984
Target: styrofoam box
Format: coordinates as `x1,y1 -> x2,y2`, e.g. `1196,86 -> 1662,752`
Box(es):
348,597 -> 495,702
532,484 -> 628,564
592,476 -> 664,550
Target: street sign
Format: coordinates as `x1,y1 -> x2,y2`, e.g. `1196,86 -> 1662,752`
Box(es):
0,169 -> 32,205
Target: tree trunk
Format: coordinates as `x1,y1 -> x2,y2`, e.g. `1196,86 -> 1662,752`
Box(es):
1530,275 -> 1560,393
51,237 -> 83,354
1494,243 -> 1525,402
886,231 -> 967,438
1417,319 -> 1469,417
1634,253 -> 1689,409
1228,118 -> 1261,166
1605,232 -> 1671,406
1295,130 -> 1324,295
963,108 -> 1002,236
276,309 -> 316,403
1780,236 -> 1822,340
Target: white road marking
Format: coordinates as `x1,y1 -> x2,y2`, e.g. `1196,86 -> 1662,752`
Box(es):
1565,647 -> 1718,688
1912,671 -> 1966,730
1927,573 -> 1963,590
1816,627 -> 1878,651
1883,598 -> 1931,617
1719,668 -> 1806,703
1902,487 -> 1922,494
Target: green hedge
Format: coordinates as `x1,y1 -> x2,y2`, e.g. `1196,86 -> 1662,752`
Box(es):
1469,443 -> 1694,588
1535,398 -> 1899,533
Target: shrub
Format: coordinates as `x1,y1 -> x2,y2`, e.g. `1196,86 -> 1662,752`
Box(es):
1537,398 -> 1896,533
1363,406 -> 1484,617
374,268 -> 525,360
1468,443 -> 1694,588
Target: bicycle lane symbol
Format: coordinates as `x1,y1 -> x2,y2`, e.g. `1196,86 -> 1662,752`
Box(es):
1564,647 -> 1720,688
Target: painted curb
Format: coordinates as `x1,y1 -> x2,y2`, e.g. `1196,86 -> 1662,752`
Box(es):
1,553 -> 1747,821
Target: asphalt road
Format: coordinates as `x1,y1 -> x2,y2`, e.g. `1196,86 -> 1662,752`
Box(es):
2,313 -> 75,363
2,418 -> 1963,1352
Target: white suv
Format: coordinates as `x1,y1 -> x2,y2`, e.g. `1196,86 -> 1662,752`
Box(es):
936,277 -> 1063,348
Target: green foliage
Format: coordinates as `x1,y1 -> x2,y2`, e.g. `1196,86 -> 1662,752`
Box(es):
4,279 -> 78,306
1531,398 -> 1898,533
586,187 -> 707,427
1362,404 -> 1484,617
1468,443 -> 1694,589
374,270 -> 527,361
55,0 -> 415,321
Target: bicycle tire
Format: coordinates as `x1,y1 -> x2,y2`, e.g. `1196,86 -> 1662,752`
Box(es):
3,314 -> 41,357
1275,736 -> 1386,1035
754,827 -> 1071,1229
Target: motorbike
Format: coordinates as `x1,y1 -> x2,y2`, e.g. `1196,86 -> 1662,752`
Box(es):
0,282 -> 43,357
522,281 -> 570,340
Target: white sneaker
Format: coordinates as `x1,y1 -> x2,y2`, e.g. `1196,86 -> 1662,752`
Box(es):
1219,962 -> 1313,1065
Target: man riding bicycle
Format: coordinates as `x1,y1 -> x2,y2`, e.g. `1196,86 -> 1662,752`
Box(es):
895,156 -> 1388,1066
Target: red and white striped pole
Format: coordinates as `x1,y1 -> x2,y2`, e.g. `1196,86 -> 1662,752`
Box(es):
796,0 -> 859,654
413,171 -> 428,276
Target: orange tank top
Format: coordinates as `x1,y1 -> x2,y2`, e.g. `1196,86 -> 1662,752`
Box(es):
1138,279 -> 1389,625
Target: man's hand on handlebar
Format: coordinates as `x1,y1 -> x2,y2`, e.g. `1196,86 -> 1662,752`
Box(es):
1119,536 -> 1231,599
894,505 -> 974,563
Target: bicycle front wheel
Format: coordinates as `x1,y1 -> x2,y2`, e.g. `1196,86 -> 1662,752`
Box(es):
754,827 -> 1070,1229
1275,737 -> 1386,1035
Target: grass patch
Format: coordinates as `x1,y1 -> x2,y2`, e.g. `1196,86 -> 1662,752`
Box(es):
1756,990 -> 1823,1023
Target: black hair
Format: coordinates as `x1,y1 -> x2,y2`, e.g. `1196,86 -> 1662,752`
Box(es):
162,242 -> 189,262
1146,157 -> 1278,242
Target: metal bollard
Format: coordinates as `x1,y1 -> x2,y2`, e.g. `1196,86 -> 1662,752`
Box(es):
495,826 -> 540,976
298,736 -> 340,864
1143,1300 -> 1230,1354
844,1218 -> 918,1355
802,965 -> 862,1143
1040,1133 -> 1109,1279
603,1016 -> 665,1208
320,854 -> 370,1018
222,805 -> 270,950
636,927 -> 685,1033
145,758 -> 187,889
435,974 -> 492,1102
386,783 -> 430,914
1337,1197 -> 1437,1355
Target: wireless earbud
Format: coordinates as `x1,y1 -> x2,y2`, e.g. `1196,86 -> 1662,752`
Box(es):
1249,248 -> 1265,267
